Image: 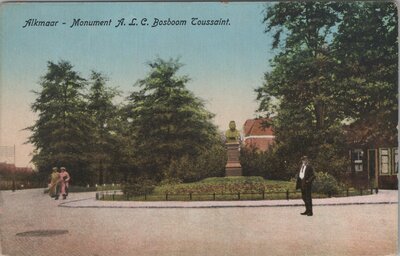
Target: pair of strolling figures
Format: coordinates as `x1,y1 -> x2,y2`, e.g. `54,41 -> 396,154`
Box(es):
47,167 -> 70,200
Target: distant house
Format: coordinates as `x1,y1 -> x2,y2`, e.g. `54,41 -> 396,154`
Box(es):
0,162 -> 16,174
243,118 -> 275,151
0,162 -> 36,190
344,122 -> 398,189
0,162 -> 33,175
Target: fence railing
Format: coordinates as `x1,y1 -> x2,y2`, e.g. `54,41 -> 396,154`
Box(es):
0,180 -> 46,191
96,187 -> 379,202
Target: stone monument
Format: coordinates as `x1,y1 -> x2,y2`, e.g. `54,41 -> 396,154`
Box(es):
225,121 -> 242,176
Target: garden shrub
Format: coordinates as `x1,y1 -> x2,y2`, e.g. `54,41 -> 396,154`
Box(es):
123,177 -> 156,195
159,177 -> 182,186
312,143 -> 350,180
312,172 -> 342,195
164,144 -> 226,182
240,146 -> 287,180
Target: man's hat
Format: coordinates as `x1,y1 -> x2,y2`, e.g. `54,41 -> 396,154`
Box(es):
52,167 -> 58,171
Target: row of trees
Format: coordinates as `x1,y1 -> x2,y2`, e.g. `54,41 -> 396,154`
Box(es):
255,2 -> 398,179
28,2 -> 397,185
27,59 -> 225,186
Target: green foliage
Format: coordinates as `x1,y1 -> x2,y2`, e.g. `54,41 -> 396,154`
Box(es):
257,2 -> 398,182
27,58 -> 222,186
27,60 -> 93,185
158,177 -> 183,186
264,2 -> 341,51
312,143 -> 350,179
125,58 -> 220,180
155,176 -> 294,194
165,156 -> 195,182
312,172 -> 343,195
240,146 -> 288,180
123,177 -> 156,195
200,176 -> 264,184
86,71 -> 121,185
258,3 -> 350,181
27,61 -> 129,186
165,143 -> 226,182
106,107 -> 139,183
333,2 -> 398,146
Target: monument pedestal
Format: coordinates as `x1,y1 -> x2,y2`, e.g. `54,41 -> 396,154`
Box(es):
225,142 -> 242,176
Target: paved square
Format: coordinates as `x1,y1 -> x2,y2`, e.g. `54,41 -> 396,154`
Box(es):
0,189 -> 397,256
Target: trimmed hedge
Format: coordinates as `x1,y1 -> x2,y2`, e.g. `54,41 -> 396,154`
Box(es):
154,176 -> 294,195
123,177 -> 156,195
312,172 -> 342,195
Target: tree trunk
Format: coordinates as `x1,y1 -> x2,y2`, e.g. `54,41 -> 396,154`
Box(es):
98,160 -> 104,185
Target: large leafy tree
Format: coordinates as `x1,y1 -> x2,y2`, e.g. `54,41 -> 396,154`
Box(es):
106,107 -> 138,183
27,60 -> 92,184
333,2 -> 398,147
86,71 -> 120,184
125,58 -> 219,180
257,2 -> 397,177
257,2 -> 346,174
259,2 -> 343,129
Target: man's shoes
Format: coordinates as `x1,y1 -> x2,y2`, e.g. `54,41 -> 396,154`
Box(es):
300,212 -> 308,215
55,196 -> 59,200
307,212 -> 313,216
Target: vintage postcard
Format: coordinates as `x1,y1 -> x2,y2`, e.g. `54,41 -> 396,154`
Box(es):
0,1 -> 397,256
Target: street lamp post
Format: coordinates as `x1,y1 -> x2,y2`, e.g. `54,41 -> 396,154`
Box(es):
12,145 -> 16,192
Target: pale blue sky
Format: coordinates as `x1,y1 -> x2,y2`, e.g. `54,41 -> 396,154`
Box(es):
0,2 -> 276,166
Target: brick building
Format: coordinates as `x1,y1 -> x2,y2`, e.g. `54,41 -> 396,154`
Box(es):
345,122 -> 398,189
243,118 -> 275,151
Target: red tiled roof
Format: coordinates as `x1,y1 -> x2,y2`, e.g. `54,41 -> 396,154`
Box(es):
243,118 -> 274,136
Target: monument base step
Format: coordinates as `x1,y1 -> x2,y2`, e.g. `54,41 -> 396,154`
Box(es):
225,168 -> 242,176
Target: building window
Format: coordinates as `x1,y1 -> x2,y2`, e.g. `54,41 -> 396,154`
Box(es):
379,148 -> 390,175
352,149 -> 363,172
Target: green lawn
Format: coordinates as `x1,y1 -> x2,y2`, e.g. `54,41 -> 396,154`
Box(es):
154,176 -> 295,195
97,177 -> 372,201
100,177 -> 301,201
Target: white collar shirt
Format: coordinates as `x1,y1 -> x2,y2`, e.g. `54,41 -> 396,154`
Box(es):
299,164 -> 306,179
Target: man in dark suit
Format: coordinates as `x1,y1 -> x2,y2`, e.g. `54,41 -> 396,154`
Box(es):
296,156 -> 316,216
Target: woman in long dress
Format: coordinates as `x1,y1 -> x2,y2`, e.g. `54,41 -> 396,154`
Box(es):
48,167 -> 61,199
59,167 -> 70,200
